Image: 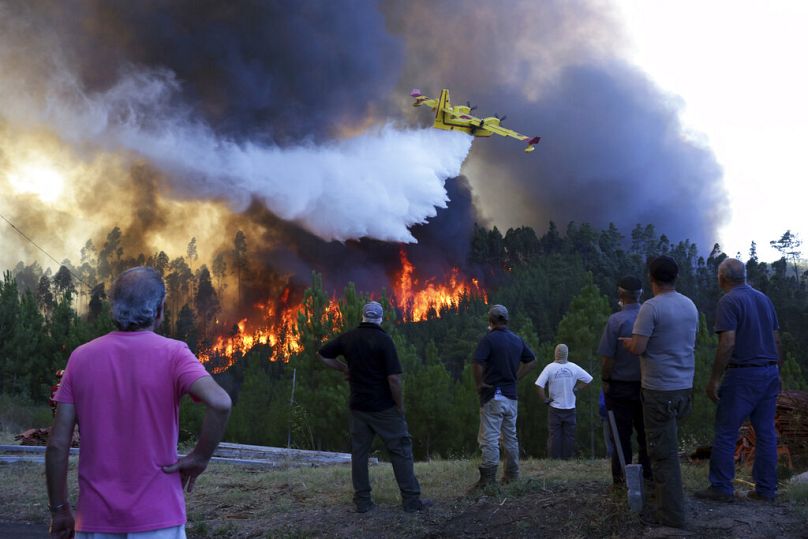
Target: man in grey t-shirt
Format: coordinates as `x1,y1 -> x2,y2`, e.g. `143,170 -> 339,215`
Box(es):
623,256 -> 698,529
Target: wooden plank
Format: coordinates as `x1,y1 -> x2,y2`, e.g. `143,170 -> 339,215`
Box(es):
0,442 -> 375,466
0,444 -> 79,455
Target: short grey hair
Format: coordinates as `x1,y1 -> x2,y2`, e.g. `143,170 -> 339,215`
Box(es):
111,267 -> 166,331
718,258 -> 746,284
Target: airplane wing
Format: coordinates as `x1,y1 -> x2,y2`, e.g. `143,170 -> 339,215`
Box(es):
468,116 -> 541,153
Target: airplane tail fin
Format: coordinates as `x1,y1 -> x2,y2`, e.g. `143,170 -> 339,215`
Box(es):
436,89 -> 450,121
524,136 -> 541,153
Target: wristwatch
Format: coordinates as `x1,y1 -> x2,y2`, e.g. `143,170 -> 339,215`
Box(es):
49,502 -> 69,513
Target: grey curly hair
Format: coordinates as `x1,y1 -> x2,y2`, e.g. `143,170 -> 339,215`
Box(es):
110,267 -> 166,331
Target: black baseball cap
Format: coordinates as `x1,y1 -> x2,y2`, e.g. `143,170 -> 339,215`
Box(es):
618,276 -> 642,291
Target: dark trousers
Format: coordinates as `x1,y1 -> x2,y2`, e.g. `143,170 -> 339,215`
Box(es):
709,365 -> 780,498
642,388 -> 692,528
548,407 -> 577,459
350,407 -> 420,507
605,380 -> 652,484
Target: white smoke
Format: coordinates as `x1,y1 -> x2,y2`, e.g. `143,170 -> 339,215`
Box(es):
0,21 -> 472,243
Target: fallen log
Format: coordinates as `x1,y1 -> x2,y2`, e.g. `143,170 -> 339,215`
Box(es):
0,442 -> 376,467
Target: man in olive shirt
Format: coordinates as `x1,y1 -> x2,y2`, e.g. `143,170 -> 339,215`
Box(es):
623,256 -> 698,529
319,301 -> 429,513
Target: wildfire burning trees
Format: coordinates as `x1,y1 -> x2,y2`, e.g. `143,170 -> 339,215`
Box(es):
394,248 -> 487,322
199,248 -> 487,372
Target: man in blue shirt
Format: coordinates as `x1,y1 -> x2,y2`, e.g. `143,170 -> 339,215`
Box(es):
597,276 -> 652,486
471,305 -> 536,488
696,258 -> 782,502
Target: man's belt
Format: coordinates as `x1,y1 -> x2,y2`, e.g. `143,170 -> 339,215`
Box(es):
726,361 -> 778,369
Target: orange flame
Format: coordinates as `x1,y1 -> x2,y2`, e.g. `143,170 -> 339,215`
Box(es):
199,287 -> 307,373
200,251 -> 486,371
394,248 -> 487,322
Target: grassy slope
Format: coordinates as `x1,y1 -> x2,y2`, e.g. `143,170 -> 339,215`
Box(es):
2,457 -> 807,538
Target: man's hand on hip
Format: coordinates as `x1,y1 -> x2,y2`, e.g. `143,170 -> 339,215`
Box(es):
162,452 -> 209,493
49,506 -> 74,539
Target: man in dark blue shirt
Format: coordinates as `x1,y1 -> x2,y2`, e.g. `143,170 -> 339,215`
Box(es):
472,304 -> 536,488
696,258 -> 782,502
597,276 -> 652,486
319,301 -> 429,513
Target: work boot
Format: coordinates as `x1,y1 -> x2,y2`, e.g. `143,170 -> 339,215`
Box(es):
694,486 -> 734,503
501,468 -> 519,485
355,500 -> 376,513
468,465 -> 498,493
403,498 -> 434,513
746,491 -> 775,502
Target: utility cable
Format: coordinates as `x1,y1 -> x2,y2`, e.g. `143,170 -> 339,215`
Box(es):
0,210 -> 92,291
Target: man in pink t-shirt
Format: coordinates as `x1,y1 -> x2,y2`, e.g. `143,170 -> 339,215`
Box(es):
46,267 -> 231,538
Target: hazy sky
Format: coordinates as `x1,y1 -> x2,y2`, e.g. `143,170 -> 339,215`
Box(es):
618,0 -> 808,261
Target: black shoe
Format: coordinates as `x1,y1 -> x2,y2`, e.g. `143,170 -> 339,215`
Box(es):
640,514 -> 688,530
694,486 -> 734,502
355,501 -> 376,513
403,498 -> 434,513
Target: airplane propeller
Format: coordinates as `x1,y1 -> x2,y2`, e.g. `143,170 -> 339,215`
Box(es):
466,101 -> 478,112
494,113 -> 507,123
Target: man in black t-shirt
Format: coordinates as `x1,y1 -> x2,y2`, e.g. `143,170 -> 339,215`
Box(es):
319,301 -> 429,513
472,304 -> 536,487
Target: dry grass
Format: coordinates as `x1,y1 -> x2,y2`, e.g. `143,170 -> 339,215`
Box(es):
1,456 -> 806,538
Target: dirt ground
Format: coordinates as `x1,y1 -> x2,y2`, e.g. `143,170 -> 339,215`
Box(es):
2,459 -> 806,538
180,479 -> 807,538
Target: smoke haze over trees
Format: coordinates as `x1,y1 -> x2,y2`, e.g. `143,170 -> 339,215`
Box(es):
3,221 -> 807,459
2,0 -> 728,274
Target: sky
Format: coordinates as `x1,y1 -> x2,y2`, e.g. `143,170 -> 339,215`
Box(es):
617,0 -> 808,261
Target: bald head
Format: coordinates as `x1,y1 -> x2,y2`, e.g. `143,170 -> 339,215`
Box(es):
718,258 -> 746,287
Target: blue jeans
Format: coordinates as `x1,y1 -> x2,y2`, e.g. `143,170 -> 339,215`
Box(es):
709,364 -> 780,497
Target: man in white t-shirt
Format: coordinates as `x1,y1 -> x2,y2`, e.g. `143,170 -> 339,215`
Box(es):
535,344 -> 593,459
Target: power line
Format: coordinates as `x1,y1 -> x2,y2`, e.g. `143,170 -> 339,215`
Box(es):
0,211 -> 92,291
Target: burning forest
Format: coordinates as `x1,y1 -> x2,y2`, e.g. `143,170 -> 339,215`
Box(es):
201,245 -> 487,373
9,0 -> 808,463
1,0 -> 732,377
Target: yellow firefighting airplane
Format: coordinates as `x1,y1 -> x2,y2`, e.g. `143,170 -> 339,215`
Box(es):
411,88 -> 540,153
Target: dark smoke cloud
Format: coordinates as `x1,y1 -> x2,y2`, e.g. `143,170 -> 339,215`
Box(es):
467,63 -> 727,249
31,0 -> 403,143
2,0 -> 730,282
388,0 -> 729,250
